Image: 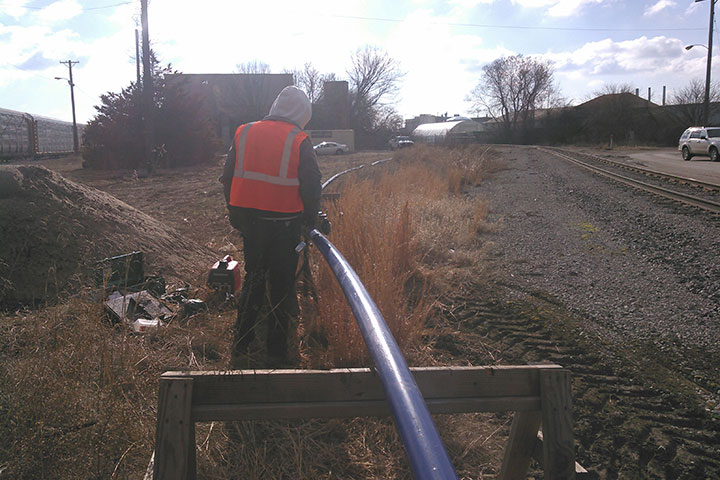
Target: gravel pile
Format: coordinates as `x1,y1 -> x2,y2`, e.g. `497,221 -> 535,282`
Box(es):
478,146 -> 720,388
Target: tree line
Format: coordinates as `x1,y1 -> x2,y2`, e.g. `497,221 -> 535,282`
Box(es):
82,46 -> 403,169
467,54 -> 720,145
83,48 -> 713,169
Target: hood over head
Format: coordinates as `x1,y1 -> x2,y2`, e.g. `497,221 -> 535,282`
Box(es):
267,86 -> 312,129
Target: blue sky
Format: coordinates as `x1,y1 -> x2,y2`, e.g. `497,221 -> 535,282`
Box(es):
0,0 -> 715,124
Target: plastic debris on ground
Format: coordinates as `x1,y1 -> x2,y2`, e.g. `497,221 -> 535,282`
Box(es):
104,290 -> 173,333
161,287 -> 207,318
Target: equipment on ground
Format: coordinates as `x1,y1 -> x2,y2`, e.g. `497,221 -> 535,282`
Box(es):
207,255 -> 242,295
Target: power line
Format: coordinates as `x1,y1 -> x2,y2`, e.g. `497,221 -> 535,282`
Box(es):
0,1 -> 131,12
84,1 -> 132,10
1,3 -> 705,32
328,14 -> 706,32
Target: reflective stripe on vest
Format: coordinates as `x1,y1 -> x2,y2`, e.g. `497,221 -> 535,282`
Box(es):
234,123 -> 302,187
229,120 -> 306,213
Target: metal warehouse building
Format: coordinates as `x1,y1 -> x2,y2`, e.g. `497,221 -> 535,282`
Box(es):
411,117 -> 485,145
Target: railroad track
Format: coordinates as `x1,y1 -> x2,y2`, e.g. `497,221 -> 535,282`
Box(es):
537,147 -> 720,214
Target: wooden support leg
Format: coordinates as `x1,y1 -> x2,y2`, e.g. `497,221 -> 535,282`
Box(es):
153,377 -> 195,480
498,410 -> 542,480
540,369 -> 575,480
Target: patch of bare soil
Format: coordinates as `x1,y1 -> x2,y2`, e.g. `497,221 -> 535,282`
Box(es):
435,283 -> 720,479
0,164 -> 215,307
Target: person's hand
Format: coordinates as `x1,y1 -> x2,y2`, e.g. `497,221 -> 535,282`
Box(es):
302,212 -> 317,231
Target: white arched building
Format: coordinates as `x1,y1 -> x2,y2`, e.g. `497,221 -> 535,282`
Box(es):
411,117 -> 485,145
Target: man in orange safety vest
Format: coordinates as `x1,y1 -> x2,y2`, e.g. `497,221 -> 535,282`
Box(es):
220,86 -> 321,366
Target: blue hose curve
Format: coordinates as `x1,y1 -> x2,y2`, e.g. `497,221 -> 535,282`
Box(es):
308,228 -> 458,480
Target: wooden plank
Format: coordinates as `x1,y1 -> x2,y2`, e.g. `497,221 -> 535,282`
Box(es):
540,369 -> 576,480
498,411 -> 542,480
191,396 -> 542,422
161,365 -> 562,407
153,378 -> 195,480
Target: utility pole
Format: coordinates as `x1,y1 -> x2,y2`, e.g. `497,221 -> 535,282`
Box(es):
697,0 -> 716,125
59,60 -> 79,154
141,0 -> 155,174
135,28 -> 141,86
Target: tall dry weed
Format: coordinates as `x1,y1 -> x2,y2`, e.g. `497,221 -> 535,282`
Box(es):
307,179 -> 426,367
304,144 -> 497,367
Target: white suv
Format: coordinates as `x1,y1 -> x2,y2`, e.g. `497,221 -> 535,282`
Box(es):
678,126 -> 720,161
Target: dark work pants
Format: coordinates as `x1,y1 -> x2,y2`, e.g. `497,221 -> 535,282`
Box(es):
234,216 -> 301,360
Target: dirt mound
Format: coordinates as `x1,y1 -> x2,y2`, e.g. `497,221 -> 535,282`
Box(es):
0,165 -> 216,307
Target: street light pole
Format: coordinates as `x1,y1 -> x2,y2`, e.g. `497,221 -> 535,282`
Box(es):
59,60 -> 79,153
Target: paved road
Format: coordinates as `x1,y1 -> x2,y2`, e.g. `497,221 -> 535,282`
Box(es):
579,146 -> 720,185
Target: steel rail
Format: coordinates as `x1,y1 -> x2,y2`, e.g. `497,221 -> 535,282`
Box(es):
546,146 -> 720,191
322,164 -> 365,190
539,147 -> 720,214
308,228 -> 458,480
321,157 -> 393,190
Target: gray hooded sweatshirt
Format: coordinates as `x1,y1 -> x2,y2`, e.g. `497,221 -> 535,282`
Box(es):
222,86 -> 321,224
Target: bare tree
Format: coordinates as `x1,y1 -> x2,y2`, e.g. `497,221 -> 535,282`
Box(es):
591,82 -> 635,97
292,62 -> 325,103
375,104 -> 403,132
346,46 -> 404,145
468,55 -> 560,141
348,46 -> 403,109
236,60 -> 271,74
234,60 -> 276,121
670,78 -> 720,125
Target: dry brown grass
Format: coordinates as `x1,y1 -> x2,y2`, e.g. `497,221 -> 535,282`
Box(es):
0,292 -> 234,479
0,144 -> 502,479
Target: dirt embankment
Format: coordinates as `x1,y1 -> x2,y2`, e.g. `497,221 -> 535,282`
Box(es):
0,165 -> 215,307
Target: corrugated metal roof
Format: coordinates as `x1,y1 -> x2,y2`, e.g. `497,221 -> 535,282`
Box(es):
412,119 -> 482,137
412,120 -> 464,136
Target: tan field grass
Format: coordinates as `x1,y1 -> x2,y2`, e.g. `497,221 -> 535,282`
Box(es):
0,144 -> 502,479
0,295 -> 235,478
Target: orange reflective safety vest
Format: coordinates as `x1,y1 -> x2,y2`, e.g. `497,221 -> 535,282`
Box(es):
229,120 -> 307,213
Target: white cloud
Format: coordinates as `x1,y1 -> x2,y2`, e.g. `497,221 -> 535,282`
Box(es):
539,35 -> 713,103
644,0 -> 676,16
0,0 -> 30,19
546,36 -> 686,75
381,8 -> 512,116
448,0 -> 497,7
512,0 -> 605,17
36,0 -> 83,24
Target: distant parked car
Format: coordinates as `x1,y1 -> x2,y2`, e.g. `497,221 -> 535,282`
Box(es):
678,126 -> 720,161
314,141 -> 349,155
389,135 -> 414,150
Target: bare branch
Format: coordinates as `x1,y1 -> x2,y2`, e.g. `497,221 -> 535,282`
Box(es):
468,55 -> 560,140
294,63 -> 324,103
346,46 -> 405,142
235,60 -> 271,74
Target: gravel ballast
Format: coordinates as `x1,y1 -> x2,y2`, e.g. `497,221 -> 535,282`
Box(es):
479,146 -> 720,398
